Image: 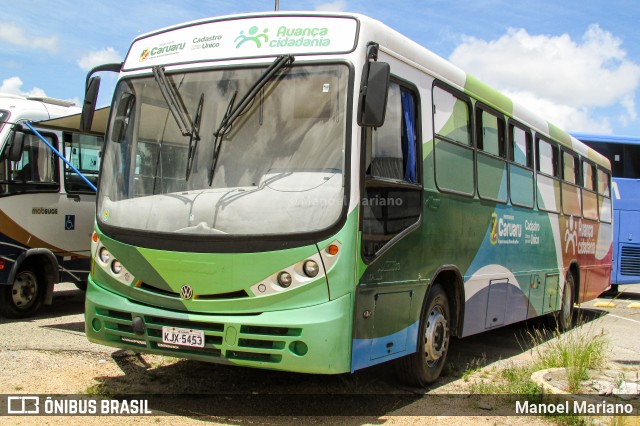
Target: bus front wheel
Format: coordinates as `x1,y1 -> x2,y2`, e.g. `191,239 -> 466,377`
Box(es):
396,283 -> 450,387
0,267 -> 44,318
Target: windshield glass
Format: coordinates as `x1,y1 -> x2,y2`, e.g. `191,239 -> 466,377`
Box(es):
98,64 -> 348,236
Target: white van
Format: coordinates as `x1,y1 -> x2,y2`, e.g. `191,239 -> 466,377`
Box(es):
0,94 -> 103,317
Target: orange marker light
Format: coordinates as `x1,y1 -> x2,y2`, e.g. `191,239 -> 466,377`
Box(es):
92,232 -> 99,243
326,244 -> 339,255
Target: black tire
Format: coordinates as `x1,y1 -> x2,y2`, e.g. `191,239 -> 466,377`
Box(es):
555,272 -> 575,332
74,281 -> 88,292
0,266 -> 44,318
609,284 -> 619,294
396,283 -> 450,387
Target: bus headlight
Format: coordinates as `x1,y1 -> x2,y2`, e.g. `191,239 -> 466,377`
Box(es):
99,247 -> 111,264
277,271 -> 292,288
111,260 -> 123,275
303,260 -> 319,277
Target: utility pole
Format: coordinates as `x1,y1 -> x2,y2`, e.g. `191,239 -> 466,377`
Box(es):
275,0 -> 279,11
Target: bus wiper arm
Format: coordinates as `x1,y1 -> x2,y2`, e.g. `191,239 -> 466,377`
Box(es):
152,65 -> 192,136
208,90 -> 237,185
208,55 -> 294,185
186,93 -> 204,180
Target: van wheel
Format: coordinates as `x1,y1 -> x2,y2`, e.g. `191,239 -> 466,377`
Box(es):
396,284 -> 450,387
0,267 -> 44,318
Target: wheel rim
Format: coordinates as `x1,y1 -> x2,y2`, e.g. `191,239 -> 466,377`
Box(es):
424,305 -> 449,366
11,271 -> 38,310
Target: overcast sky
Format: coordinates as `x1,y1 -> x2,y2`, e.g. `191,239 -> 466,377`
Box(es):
2,0 -> 639,136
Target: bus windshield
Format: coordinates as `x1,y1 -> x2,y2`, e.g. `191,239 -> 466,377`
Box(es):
98,63 -> 348,236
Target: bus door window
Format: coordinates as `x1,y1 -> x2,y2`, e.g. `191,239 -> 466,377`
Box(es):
508,122 -> 534,208
362,81 -> 421,260
63,132 -> 103,193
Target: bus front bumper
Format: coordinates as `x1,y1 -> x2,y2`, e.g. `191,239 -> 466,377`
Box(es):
85,278 -> 352,374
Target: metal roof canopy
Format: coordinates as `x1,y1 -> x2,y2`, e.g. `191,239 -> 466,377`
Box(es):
571,132 -> 640,145
35,106 -> 110,135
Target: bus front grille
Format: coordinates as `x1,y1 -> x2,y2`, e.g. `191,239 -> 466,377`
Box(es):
620,245 -> 640,276
93,307 -> 303,364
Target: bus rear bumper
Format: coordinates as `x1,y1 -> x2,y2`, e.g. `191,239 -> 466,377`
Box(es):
85,278 -> 352,374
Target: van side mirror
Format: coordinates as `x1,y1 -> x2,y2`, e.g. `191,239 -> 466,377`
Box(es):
81,76 -> 101,132
8,128 -> 25,162
358,61 -> 390,127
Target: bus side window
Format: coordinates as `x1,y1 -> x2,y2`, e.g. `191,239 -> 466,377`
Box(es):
561,150 -> 581,217
9,132 -> 57,185
476,106 -> 507,202
432,83 -> 474,196
508,123 -> 534,208
597,168 -> 612,223
582,160 -> 599,220
536,137 -> 561,213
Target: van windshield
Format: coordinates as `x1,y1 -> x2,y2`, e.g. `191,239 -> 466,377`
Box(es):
98,64 -> 349,237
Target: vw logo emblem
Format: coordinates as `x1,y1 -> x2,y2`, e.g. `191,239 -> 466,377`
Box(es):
180,285 -> 193,300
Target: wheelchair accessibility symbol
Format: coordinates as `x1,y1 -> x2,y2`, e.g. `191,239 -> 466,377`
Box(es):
65,215 -> 75,230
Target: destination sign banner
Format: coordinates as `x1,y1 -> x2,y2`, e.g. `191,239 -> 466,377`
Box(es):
123,15 -> 359,70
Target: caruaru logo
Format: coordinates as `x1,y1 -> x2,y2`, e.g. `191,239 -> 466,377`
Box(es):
139,41 -> 186,61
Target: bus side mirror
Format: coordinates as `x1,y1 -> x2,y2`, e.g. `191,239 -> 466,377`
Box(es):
7,128 -> 25,162
81,76 -> 101,132
358,61 -> 390,127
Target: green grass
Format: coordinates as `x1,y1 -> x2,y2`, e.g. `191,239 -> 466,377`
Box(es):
529,323 -> 609,393
467,317 -> 610,396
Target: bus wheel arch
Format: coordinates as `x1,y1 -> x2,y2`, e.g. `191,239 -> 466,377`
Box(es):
430,268 -> 465,338
1,250 -> 57,318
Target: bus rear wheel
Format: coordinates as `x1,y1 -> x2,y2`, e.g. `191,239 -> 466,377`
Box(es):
557,272 -> 575,331
396,283 -> 450,387
0,267 -> 44,318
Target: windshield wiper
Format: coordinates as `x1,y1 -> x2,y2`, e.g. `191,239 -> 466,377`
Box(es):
152,65 -> 192,136
186,93 -> 204,180
208,55 -> 295,185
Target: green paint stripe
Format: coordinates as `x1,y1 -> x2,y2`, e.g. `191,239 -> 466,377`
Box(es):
464,75 -> 513,116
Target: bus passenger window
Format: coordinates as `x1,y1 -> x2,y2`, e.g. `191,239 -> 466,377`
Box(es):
583,161 -> 596,191
562,151 -> 579,184
432,84 -> 474,196
12,133 -> 56,184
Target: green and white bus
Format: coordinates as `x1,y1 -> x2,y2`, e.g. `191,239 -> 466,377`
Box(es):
83,12 -> 613,386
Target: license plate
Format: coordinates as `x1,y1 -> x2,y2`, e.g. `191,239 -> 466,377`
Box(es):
162,326 -> 205,348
